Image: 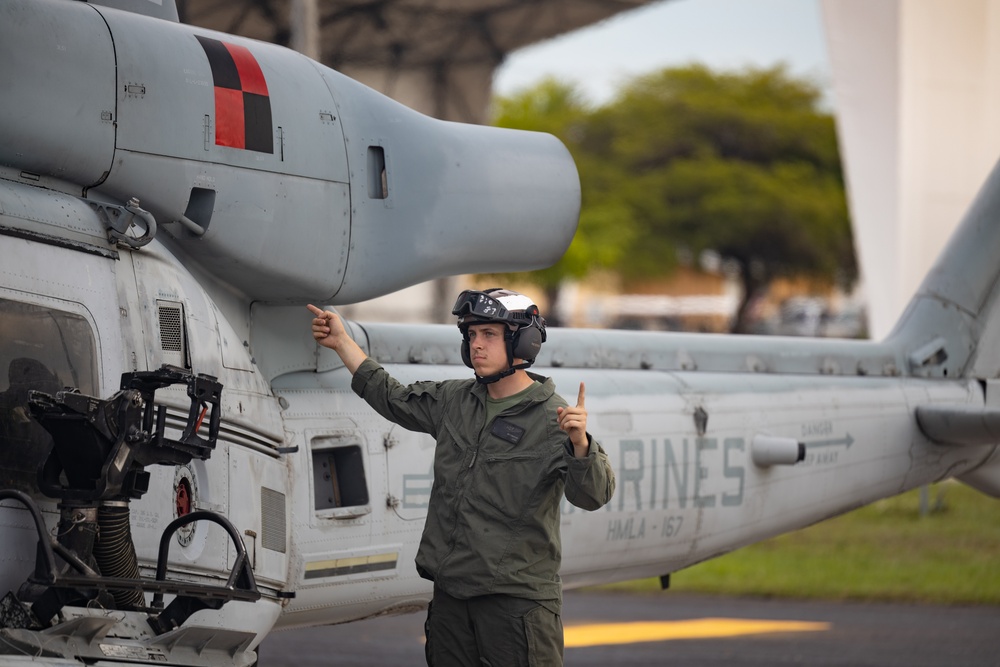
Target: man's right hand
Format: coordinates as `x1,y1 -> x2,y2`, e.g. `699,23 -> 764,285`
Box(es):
308,303 -> 345,350
307,304 -> 368,373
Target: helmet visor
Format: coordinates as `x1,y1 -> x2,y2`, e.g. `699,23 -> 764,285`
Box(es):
451,290 -> 508,320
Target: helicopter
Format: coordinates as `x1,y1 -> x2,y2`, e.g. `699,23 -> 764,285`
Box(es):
1,0 -> 998,665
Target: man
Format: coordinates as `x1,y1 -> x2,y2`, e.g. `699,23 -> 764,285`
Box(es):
308,288 -> 615,666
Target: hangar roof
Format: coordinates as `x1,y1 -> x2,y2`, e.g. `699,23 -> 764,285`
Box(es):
177,0 -> 658,71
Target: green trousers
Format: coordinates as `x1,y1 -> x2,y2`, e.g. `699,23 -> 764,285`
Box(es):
424,586 -> 563,667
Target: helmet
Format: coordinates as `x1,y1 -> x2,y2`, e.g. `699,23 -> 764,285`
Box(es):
451,288 -> 547,383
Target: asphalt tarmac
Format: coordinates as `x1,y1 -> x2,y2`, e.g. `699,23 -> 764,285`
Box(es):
257,590 -> 1000,666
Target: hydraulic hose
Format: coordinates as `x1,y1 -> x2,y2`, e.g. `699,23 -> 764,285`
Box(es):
94,503 -> 145,609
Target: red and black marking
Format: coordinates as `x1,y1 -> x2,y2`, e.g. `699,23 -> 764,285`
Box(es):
196,35 -> 273,153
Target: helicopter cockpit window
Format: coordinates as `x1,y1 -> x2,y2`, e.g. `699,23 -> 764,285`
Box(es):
311,437 -> 370,519
0,299 -> 98,491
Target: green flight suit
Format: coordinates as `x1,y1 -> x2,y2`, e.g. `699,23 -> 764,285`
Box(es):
352,358 -> 615,664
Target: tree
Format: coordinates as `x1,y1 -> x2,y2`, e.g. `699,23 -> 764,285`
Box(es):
488,79 -> 638,324
636,157 -> 852,331
488,65 -> 855,332
594,64 -> 854,332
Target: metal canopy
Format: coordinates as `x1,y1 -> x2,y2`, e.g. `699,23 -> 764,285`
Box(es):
176,0 -> 658,122
178,0 -> 655,70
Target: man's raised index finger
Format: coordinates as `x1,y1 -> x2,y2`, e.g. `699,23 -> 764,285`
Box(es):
576,382 -> 586,408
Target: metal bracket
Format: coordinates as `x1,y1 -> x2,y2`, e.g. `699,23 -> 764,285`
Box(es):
90,197 -> 157,248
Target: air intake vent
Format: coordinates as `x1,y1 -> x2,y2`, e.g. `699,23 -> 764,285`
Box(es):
158,304 -> 183,352
261,487 -> 286,553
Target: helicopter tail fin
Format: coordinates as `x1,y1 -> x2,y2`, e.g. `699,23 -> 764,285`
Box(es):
885,156 -> 1000,382
890,156 -> 1000,497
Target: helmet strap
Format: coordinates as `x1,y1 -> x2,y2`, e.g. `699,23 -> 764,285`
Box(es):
474,366 -> 516,385
474,360 -> 532,385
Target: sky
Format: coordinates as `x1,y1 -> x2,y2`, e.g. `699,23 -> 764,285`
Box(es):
493,0 -> 831,106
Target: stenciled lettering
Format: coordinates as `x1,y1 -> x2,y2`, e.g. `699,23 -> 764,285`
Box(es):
661,438 -> 689,509
607,517 -> 646,541
619,439 -> 644,511
695,437 -> 717,508
661,515 -> 683,538
801,420 -> 833,437
722,438 -> 745,507
561,436 -> 747,516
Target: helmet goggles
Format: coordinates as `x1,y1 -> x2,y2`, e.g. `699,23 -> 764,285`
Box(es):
451,289 -> 538,329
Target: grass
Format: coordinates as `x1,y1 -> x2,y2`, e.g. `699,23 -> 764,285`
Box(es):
596,481 -> 1000,605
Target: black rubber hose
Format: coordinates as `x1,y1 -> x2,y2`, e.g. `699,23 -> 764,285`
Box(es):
94,504 -> 145,609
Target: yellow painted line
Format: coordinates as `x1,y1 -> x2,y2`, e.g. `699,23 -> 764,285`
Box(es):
306,552 -> 398,572
564,618 -> 830,648
304,551 -> 399,579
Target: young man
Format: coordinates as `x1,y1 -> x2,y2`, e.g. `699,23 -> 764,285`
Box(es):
308,288 -> 615,666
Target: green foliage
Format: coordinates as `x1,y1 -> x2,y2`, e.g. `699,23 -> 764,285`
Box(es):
633,158 -> 851,281
493,77 -> 591,140
594,65 -> 840,173
596,482 -> 1000,605
487,65 -> 856,331
488,79 -> 639,299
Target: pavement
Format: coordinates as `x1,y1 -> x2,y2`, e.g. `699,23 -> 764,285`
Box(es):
257,589 -> 1000,666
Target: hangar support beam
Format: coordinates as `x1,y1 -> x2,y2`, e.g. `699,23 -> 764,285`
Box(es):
178,0 -> 660,124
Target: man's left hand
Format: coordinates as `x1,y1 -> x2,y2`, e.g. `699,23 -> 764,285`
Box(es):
557,382 -> 589,457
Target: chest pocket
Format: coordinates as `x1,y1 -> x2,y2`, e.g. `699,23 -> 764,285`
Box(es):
477,429 -> 551,523
438,418 -> 473,472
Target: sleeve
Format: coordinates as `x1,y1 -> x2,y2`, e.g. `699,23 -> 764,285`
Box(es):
350,357 -> 446,437
563,435 -> 616,511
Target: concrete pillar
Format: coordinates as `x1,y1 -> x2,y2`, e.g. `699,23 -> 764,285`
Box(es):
290,0 -> 320,60
823,0 -> 1000,339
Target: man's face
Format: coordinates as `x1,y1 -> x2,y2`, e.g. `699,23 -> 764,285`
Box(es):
466,323 -> 509,376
